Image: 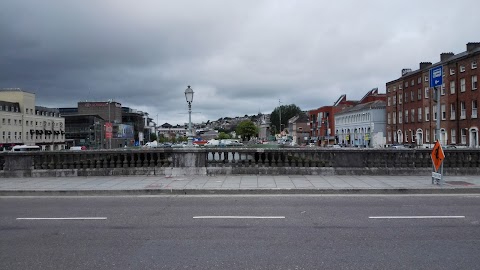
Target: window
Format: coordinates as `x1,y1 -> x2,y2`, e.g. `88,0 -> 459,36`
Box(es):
8,119 -> 11,125
450,68 -> 455,75
460,65 -> 465,72
398,111 -> 402,124
411,79 -> 414,86
394,86 -> 397,91
426,129 -> 430,143
473,100 -> 478,118
418,89 -> 422,100
450,103 -> 456,120
418,77 -> 422,84
387,113 -> 391,124
393,112 -> 396,124
19,120 -> 22,125
387,87 -> 391,93
460,101 -> 466,119
425,107 -> 430,121
441,104 -> 446,120
405,93 -> 408,103
405,130 -> 409,142
461,78 -> 466,92
14,119 -> 17,125
425,87 -> 429,98
387,131 -> 392,143
472,75 -> 478,90
387,97 -> 391,106
441,83 -> 445,95
461,129 -> 467,144
451,129 -> 456,144
450,81 -> 456,94
410,91 -> 414,101
399,94 -> 402,104
405,110 -> 409,123
433,105 -> 437,121
411,109 -> 415,122
425,75 -> 429,82
418,107 -> 422,122
472,60 -> 478,69
405,82 -> 408,88
399,84 -> 403,90
393,96 -> 397,105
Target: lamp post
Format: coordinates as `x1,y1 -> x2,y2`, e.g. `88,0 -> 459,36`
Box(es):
107,100 -> 112,149
184,86 -> 194,146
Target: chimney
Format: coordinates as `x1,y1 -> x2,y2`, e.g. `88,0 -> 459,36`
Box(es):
419,62 -> 432,70
440,52 -> 454,62
467,42 -> 480,52
401,68 -> 412,76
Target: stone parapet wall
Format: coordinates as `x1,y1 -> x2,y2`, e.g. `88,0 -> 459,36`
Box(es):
1,148 -> 479,177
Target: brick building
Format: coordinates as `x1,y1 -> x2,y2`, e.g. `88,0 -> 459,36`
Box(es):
386,42 -> 480,148
308,95 -> 356,146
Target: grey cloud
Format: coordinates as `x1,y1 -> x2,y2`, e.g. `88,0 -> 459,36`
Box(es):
1,0 -> 479,125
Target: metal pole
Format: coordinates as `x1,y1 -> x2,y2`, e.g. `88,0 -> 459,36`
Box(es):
108,101 -> 112,149
279,99 -> 282,136
435,86 -> 441,144
187,102 -> 193,146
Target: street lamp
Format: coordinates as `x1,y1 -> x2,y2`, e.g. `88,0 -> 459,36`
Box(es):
184,86 -> 194,146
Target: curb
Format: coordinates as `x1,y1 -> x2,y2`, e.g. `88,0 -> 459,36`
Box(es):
1,187 -> 480,196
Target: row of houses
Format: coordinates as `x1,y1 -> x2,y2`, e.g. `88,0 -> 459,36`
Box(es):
286,42 -> 480,148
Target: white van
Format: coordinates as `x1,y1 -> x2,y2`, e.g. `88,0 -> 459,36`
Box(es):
11,145 -> 41,152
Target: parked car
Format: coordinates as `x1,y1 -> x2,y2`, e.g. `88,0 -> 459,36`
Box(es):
389,144 -> 405,149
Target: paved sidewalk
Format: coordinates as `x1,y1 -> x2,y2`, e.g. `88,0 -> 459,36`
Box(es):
1,175 -> 480,195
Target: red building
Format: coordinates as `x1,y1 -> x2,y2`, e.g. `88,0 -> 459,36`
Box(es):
308,95 -> 356,146
386,42 -> 480,147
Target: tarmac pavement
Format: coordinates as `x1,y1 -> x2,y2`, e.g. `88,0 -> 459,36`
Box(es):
1,174 -> 480,195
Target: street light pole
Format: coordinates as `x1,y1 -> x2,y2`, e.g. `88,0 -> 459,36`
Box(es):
184,86 -> 194,146
107,100 -> 112,149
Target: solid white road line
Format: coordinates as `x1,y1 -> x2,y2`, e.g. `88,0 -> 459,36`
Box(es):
193,216 -> 285,219
16,217 -> 107,220
369,216 -> 465,219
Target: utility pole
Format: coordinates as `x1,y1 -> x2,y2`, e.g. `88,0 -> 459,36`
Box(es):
279,99 -> 282,136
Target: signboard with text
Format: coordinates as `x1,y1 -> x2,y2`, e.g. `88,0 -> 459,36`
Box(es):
429,66 -> 443,88
105,122 -> 113,139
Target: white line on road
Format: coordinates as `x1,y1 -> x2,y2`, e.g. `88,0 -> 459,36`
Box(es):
369,216 -> 465,219
16,217 -> 107,220
193,216 -> 285,219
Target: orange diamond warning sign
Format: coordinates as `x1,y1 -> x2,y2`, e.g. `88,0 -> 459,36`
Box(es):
431,140 -> 445,172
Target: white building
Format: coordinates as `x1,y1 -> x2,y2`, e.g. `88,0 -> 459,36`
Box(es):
0,89 -> 65,151
335,100 -> 386,148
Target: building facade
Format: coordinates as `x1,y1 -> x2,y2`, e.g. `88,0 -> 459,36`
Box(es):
308,95 -> 356,146
287,113 -> 310,145
0,89 -> 65,151
335,89 -> 387,148
386,42 -> 480,148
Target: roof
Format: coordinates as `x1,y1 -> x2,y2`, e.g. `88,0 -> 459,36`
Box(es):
387,46 -> 480,85
335,100 -> 386,116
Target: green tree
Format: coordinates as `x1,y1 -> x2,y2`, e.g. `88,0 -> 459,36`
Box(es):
236,120 -> 258,141
150,133 -> 157,141
270,104 -> 302,135
217,132 -> 231,140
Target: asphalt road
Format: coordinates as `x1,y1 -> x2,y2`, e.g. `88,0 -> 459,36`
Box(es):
1,195 -> 480,270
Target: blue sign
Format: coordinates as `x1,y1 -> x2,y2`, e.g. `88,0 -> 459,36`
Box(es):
429,66 -> 443,88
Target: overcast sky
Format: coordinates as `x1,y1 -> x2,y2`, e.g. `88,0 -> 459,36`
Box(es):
1,0 -> 479,125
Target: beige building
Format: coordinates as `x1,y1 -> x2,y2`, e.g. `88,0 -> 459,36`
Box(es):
0,89 -> 65,151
